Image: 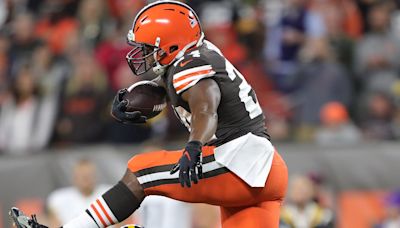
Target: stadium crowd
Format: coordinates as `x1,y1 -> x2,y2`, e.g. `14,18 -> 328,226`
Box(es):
0,0 -> 399,155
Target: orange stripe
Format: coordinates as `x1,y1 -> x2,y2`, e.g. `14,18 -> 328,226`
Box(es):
173,69 -> 212,84
96,199 -> 114,224
175,81 -> 192,92
91,204 -> 107,227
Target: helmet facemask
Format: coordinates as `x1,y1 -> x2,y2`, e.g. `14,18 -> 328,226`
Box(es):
126,40 -> 165,76
126,29 -> 167,76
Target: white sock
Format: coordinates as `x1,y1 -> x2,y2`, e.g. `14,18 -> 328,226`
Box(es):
63,212 -> 99,228
63,197 -> 118,228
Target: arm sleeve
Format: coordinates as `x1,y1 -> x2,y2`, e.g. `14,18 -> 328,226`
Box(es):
172,57 -> 216,95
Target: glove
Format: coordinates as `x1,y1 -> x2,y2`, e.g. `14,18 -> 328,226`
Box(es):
170,141 -> 203,188
111,89 -> 147,124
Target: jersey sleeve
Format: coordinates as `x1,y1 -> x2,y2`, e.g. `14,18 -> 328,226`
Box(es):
171,57 -> 216,95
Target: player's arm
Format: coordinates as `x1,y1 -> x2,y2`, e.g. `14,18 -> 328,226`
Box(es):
181,79 -> 220,144
170,79 -> 220,187
110,89 -> 148,124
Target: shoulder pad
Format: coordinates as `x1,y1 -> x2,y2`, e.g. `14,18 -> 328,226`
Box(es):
171,56 -> 216,95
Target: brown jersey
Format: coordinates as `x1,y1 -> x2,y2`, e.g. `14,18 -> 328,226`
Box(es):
162,41 -> 270,146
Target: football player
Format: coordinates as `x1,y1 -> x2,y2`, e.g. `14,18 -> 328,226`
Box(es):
10,1 -> 288,227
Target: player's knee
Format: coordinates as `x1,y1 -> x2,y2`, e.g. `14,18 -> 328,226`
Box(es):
121,168 -> 145,200
127,154 -> 145,173
127,150 -> 169,173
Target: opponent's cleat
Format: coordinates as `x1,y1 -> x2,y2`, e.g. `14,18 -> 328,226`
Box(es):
9,207 -> 48,228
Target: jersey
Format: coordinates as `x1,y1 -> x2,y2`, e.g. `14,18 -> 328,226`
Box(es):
162,40 -> 270,146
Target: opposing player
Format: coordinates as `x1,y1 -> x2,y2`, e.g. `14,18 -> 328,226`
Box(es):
10,1 -> 288,227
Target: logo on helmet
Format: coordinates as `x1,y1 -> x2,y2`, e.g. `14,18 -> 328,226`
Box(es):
189,11 -> 197,28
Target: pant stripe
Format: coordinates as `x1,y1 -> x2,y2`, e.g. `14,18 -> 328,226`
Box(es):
134,164 -> 175,177
134,154 -> 217,178
141,167 -> 230,188
137,158 -> 222,182
134,153 -> 230,189
136,159 -> 224,185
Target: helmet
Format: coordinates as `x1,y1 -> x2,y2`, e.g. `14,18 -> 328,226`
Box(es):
126,1 -> 204,76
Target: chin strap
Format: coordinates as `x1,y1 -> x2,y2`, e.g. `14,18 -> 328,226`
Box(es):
153,62 -> 166,75
152,37 -> 167,75
196,32 -> 205,47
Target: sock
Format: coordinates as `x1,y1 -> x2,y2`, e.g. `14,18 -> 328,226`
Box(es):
62,212 -> 99,228
62,181 -> 142,228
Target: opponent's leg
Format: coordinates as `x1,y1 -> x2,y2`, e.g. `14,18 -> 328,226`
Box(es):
220,201 -> 282,228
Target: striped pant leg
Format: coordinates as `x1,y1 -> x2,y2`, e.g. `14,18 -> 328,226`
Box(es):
128,147 -> 288,228
127,146 -> 234,204
127,146 -> 287,207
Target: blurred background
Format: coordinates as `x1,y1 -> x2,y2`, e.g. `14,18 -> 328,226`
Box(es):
0,0 -> 399,227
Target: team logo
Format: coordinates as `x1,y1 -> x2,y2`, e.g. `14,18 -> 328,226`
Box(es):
189,11 -> 197,28
180,59 -> 193,67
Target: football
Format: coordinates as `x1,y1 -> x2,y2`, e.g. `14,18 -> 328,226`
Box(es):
123,80 -> 167,119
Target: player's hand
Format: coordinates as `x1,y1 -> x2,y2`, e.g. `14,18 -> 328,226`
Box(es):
111,89 -> 147,124
170,141 -> 203,188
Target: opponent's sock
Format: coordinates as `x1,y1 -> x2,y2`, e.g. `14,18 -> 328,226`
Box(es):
63,181 -> 142,228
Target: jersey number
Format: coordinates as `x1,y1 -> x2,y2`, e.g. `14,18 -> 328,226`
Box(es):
225,60 -> 262,119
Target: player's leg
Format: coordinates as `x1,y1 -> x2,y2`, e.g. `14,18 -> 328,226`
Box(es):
59,147 -> 223,228
32,171 -> 143,228
10,147 -> 286,228
218,154 -> 288,228
128,147 -> 287,228
128,146 -> 288,207
128,146 -> 241,205
48,148 -> 203,228
220,201 -> 282,228
10,168 -> 146,228
57,148 -> 210,228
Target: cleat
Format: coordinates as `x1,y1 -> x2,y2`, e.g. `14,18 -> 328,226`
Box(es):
9,207 -> 48,228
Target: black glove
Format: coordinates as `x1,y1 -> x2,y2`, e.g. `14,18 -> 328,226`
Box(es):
170,141 -> 203,187
111,89 -> 147,124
